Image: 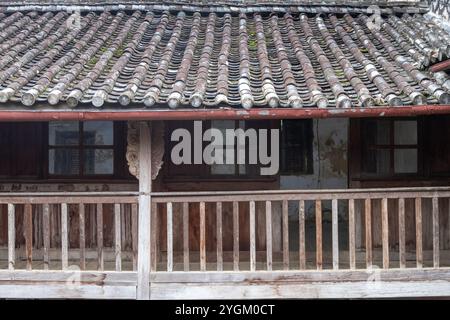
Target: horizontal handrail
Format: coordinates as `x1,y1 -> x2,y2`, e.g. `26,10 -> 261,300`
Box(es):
151,186 -> 450,203
0,192 -> 139,204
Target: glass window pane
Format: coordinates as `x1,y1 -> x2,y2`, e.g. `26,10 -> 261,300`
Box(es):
84,149 -> 114,175
394,149 -> 417,173
49,149 -> 80,175
394,121 -> 417,145
375,149 -> 391,175
49,122 -> 79,146
375,120 -> 390,145
83,122 -> 114,145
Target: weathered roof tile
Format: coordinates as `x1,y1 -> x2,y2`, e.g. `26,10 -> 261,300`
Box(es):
0,8 -> 449,109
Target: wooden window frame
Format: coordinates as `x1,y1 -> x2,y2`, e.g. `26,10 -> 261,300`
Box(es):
163,120 -> 279,182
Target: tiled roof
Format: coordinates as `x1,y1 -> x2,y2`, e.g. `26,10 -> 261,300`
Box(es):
0,9 -> 449,110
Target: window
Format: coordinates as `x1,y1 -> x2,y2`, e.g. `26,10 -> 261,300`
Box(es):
280,120 -> 313,175
361,119 -> 419,176
48,121 -> 114,176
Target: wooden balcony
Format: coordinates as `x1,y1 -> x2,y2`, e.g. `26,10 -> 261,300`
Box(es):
1,187 -> 450,299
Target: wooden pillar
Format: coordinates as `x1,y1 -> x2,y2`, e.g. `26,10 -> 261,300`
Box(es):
137,122 -> 152,300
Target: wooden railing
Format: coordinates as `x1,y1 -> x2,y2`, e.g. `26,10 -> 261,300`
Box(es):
151,187 -> 450,272
0,192 -> 138,272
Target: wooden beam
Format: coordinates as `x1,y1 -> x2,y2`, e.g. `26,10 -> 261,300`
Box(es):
137,121 -> 152,300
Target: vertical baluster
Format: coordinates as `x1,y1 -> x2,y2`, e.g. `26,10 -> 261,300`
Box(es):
266,201 -> 272,271
415,197 -> 423,268
432,197 -> 440,268
42,204 -> 50,270
332,199 -> 339,270
249,201 -> 256,272
24,204 -> 32,271
282,200 -> 289,270
200,202 -> 206,272
183,202 -> 190,271
131,203 -> 138,271
167,202 -> 173,272
8,204 -> 15,271
114,204 -> 122,272
299,200 -> 306,270
216,202 -> 223,271
398,198 -> 406,269
233,201 -> 239,271
61,203 -> 68,270
79,203 -> 86,270
315,200 -> 322,270
381,198 -> 389,269
365,198 -> 372,269
97,203 -> 104,271
151,202 -> 158,272
349,199 -> 356,270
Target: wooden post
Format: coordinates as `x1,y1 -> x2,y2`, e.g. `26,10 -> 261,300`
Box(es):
381,198 -> 389,269
183,202 -> 190,271
398,198 -> 406,269
79,204 -> 86,270
115,203 -> 122,272
167,202 -> 173,272
43,204 -> 50,270
137,121 -> 152,300
282,200 -> 289,270
365,199 -> 372,269
315,200 -> 322,270
216,202 -> 223,271
24,204 -> 33,271
331,199 -> 339,270
8,204 -> 15,271
415,197 -> 423,268
298,200 -> 306,270
250,201 -> 256,272
96,203 -> 104,271
266,201 -> 272,271
349,199 -> 356,270
432,197 -> 440,268
200,202 -> 206,271
61,203 -> 68,270
233,201 -> 239,271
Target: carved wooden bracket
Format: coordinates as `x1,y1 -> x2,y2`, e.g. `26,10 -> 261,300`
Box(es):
126,121 -> 164,180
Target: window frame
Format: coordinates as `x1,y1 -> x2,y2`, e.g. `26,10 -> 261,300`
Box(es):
44,121 -> 130,181
163,120 -> 280,182
280,119 -> 314,175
